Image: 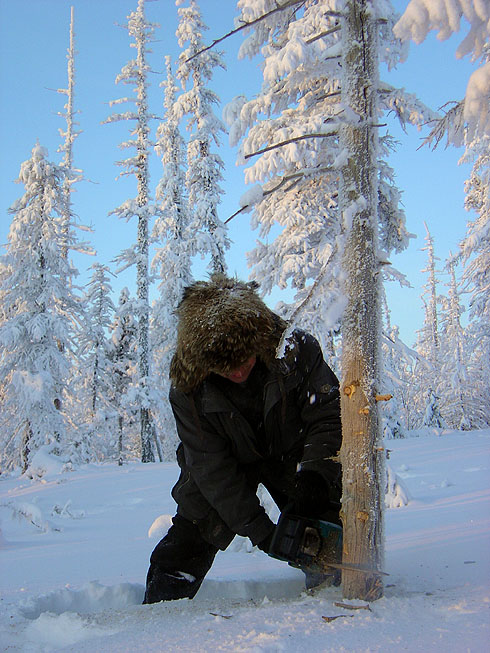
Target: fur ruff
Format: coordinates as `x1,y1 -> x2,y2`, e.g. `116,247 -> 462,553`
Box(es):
170,275 -> 287,392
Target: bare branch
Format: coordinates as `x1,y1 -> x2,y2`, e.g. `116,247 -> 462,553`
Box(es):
244,131 -> 338,160
306,24 -> 341,44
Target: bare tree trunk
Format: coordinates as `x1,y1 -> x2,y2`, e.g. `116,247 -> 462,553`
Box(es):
339,0 -> 384,601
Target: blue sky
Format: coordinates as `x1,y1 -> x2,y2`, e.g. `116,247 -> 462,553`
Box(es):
0,0 -> 478,346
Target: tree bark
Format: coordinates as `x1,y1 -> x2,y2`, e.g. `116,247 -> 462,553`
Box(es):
339,0 -> 384,601
135,7 -> 154,463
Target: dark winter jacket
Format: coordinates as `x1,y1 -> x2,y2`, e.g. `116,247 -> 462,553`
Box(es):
168,275 -> 342,549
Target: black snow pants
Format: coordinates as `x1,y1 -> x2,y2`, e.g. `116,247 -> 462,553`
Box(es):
143,514 -> 219,604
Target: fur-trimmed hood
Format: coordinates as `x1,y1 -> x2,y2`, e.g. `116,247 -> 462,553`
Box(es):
170,275 -> 287,393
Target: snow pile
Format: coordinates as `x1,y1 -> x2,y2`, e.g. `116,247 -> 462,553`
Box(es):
385,464 -> 410,508
25,612 -> 117,649
0,428 -> 489,652
24,444 -> 70,479
147,513 -> 172,540
19,581 -> 145,619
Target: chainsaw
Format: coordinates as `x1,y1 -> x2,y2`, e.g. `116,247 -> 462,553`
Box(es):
268,511 -> 343,575
268,511 -> 388,582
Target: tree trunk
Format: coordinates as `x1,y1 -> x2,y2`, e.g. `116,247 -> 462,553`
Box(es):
339,0 -> 384,601
135,17 -> 154,462
21,422 -> 32,473
118,415 -> 124,466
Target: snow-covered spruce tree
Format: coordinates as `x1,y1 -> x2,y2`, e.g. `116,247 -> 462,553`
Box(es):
414,224 -> 445,427
438,256 -> 471,430
151,56 -> 193,460
74,264 -> 116,460
104,0 -> 159,462
175,0 -> 230,274
460,133 -> 490,428
380,295 -> 407,439
422,388 -> 446,429
227,0 -> 432,357
53,7 -> 96,456
229,0 -> 435,601
383,324 -> 422,430
420,223 -> 441,368
0,144 -> 79,472
107,288 -> 140,465
395,3 -> 490,429
463,320 -> 490,428
462,133 -> 490,321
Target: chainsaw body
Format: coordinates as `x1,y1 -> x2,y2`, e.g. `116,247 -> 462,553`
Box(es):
268,512 -> 343,574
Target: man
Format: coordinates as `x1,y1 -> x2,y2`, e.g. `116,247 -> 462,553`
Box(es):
143,274 -> 342,604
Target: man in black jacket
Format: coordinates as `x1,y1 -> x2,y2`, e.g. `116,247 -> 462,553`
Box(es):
143,274 -> 342,604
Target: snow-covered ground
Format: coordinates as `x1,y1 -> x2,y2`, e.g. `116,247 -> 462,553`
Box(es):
1,428 -> 489,652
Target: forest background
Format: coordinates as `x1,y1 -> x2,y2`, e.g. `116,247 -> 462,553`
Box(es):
0,0 -> 488,472
0,0 -> 479,343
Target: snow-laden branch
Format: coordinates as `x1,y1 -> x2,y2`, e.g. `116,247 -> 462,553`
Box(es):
393,0 -> 489,61
225,165 -> 336,223
394,0 -> 490,140
306,24 -> 341,44
275,237 -> 341,359
184,0 -> 344,63
421,101 -> 465,149
184,0 -> 305,63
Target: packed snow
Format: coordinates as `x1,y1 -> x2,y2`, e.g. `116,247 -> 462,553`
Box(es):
1,428 -> 489,652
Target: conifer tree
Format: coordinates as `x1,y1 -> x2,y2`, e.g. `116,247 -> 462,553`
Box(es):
152,56 -> 193,459
229,0 -> 435,601
415,224 -> 445,427
227,0 -> 431,347
0,145 -> 78,472
52,7 -> 95,455
175,0 -> 230,274
395,4 -> 490,429
461,133 -> 490,317
107,288 -> 139,465
422,388 -> 446,429
380,295 -> 407,439
420,223 -> 441,369
74,264 -> 116,457
439,256 -> 470,430
460,134 -> 490,429
463,320 -> 490,428
383,323 -> 421,430
57,6 -> 82,266
104,0 -> 159,462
